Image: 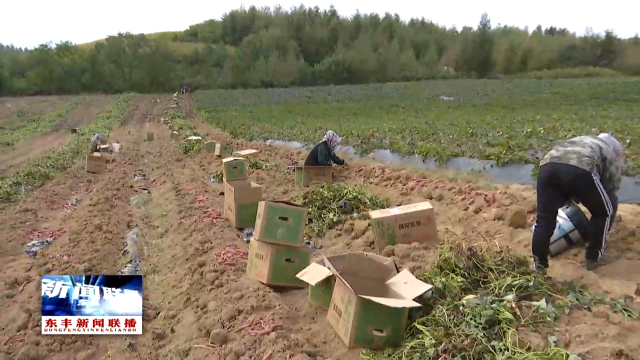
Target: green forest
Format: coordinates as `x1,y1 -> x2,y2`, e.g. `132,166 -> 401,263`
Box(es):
1,5 -> 639,96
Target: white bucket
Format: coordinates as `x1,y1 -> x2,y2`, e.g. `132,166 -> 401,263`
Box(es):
532,203 -> 589,257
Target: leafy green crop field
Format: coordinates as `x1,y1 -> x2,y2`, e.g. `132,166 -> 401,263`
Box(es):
194,78 -> 640,176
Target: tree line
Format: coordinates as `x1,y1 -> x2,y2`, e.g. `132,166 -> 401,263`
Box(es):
1,6 -> 639,96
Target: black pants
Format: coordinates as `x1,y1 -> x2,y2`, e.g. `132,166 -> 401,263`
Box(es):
532,162 -> 618,266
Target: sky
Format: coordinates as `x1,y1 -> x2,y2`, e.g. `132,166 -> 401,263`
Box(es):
1,0 -> 638,49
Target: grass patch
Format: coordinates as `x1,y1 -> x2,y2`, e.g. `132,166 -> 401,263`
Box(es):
247,158 -> 274,170
361,240 -> 638,360
0,96 -> 87,147
509,67 -> 625,80
294,183 -> 389,237
179,140 -> 203,156
0,94 -> 135,203
195,79 -> 640,176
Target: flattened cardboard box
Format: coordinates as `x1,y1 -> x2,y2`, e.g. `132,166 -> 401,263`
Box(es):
222,157 -> 248,182
254,201 -> 308,247
224,180 -> 263,228
369,201 -> 438,252
246,239 -> 311,287
233,149 -> 259,158
320,254 -> 433,349
292,166 -> 333,187
215,143 -> 233,158
85,153 -> 107,174
296,252 -> 399,308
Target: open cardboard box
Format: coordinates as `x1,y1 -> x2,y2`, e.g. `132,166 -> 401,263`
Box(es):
296,253 -> 398,309
297,253 -> 433,349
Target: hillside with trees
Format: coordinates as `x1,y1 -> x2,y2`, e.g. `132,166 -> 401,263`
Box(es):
1,6 -> 639,96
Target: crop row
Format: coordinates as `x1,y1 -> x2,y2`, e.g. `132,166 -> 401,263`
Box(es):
194,79 -> 640,175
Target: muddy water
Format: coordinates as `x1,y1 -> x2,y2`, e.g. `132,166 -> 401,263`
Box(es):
261,140 -> 640,204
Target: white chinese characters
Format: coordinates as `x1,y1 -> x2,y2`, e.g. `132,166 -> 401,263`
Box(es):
42,280 -> 140,305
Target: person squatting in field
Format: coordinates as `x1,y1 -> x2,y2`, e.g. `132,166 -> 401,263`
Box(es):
532,133 -> 626,273
304,130 -> 347,167
89,134 -> 103,153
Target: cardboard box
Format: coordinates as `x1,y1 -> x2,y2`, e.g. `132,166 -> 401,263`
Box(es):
215,143 -> 233,158
246,239 -> 311,287
293,166 -> 333,187
312,254 -> 432,349
253,201 -> 308,246
297,253 -> 398,308
85,153 -> 107,173
98,145 -> 110,152
204,141 -> 216,153
170,131 -> 179,140
233,149 -> 259,158
147,132 -> 154,141
222,157 -> 248,182
224,180 -> 263,228
369,202 -> 438,252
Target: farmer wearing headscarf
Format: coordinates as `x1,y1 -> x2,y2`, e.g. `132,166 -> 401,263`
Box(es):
304,130 -> 347,167
89,134 -> 103,153
532,133 -> 626,273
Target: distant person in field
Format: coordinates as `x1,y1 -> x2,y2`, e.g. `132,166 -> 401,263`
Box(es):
532,133 -> 625,273
304,130 -> 347,167
89,134 -> 103,153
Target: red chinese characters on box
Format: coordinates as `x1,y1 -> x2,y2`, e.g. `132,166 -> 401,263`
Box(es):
41,316 -> 142,334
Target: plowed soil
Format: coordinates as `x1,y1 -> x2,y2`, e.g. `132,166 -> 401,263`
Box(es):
0,94 -> 638,360
0,96 -> 75,121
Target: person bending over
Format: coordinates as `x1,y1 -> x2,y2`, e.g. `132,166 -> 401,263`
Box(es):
532,133 -> 625,273
89,134 -> 103,153
304,130 -> 347,167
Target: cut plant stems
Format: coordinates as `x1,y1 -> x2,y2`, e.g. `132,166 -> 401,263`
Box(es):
180,140 -> 203,156
247,158 -> 273,170
0,94 -> 135,203
361,239 -> 638,360
194,78 -> 640,176
294,183 -> 389,238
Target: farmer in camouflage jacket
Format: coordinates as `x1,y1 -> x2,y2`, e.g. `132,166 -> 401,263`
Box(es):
532,133 -> 626,273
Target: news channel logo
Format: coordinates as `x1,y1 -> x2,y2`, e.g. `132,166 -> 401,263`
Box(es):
41,275 -> 143,335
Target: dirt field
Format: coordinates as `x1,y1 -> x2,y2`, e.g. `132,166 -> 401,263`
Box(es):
0,96 -> 74,121
0,96 -> 113,174
0,94 -> 638,360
